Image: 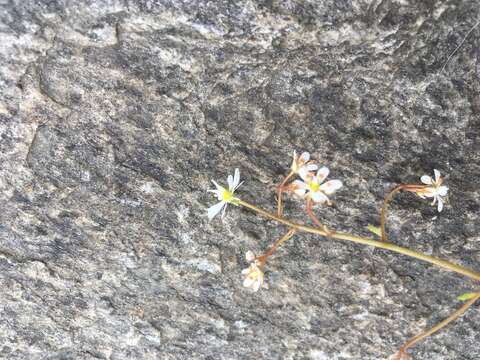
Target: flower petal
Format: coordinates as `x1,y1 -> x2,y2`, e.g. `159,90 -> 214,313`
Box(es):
437,198 -> 444,212
291,180 -> 307,197
306,163 -> 318,171
299,152 -> 310,163
221,203 -> 228,218
234,180 -> 244,192
245,251 -> 255,262
207,189 -> 222,200
211,179 -> 225,192
299,168 -> 313,182
294,189 -> 306,197
292,179 -> 308,190
208,201 -> 226,220
434,169 -> 441,183
437,186 -> 448,196
311,191 -> 328,203
320,180 -> 342,195
252,278 -> 262,292
420,175 -> 432,185
316,167 -> 329,183
227,174 -> 234,190
298,167 -> 314,181
232,168 -> 240,189
424,187 -> 436,198
243,276 -> 255,288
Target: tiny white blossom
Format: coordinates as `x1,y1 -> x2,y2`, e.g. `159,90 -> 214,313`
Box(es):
291,150 -> 318,179
207,168 -> 242,220
290,166 -> 342,205
242,262 -> 264,292
416,169 -> 449,212
245,250 -> 256,262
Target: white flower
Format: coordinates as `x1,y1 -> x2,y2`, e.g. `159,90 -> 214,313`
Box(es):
290,166 -> 342,205
291,150 -> 318,179
416,169 -> 449,212
242,262 -> 264,292
245,250 -> 256,262
207,168 -> 242,220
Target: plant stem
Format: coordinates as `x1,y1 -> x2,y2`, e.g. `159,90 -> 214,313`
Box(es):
380,184 -> 428,242
306,198 -> 332,236
277,172 -> 294,216
395,293 -> 480,359
237,199 -> 480,282
380,185 -> 404,242
259,228 -> 296,263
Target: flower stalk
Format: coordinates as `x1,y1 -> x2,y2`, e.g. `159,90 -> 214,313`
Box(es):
206,158 -> 476,357
381,170 -> 449,242
381,184 -> 412,242
237,199 -> 480,282
277,172 -> 294,217
393,292 -> 480,360
258,228 -> 296,263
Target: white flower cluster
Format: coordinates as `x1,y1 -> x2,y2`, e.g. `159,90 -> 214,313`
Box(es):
206,151 -> 449,292
241,251 -> 264,292
288,151 -> 342,205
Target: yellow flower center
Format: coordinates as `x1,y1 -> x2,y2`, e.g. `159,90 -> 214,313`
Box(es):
247,265 -> 263,281
308,181 -> 320,192
432,179 -> 442,189
221,189 -> 234,202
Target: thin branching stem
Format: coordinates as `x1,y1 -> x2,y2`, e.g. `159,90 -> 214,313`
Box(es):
237,199 -> 480,282
277,172 -> 294,216
381,185 -> 405,242
394,293 -> 480,359
380,184 -> 429,242
306,198 -> 333,236
225,168 -> 472,356
306,198 -> 323,228
258,228 -> 297,264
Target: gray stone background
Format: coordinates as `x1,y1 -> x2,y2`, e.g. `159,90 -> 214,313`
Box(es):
0,0 -> 479,359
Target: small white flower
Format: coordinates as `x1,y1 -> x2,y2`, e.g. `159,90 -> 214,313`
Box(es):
207,168 -> 242,220
245,250 -> 256,262
291,150 -> 318,179
242,262 -> 264,292
290,166 -> 342,205
416,169 -> 449,212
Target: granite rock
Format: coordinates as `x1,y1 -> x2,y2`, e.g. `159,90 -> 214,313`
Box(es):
0,1 -> 479,359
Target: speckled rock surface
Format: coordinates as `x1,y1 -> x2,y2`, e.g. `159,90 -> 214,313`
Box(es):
1,1 -> 479,359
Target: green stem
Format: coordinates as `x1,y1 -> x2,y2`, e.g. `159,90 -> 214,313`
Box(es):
277,172 -> 294,216
380,185 -> 404,242
395,293 -> 480,358
237,199 -> 480,282
380,184 -> 428,242
259,228 -> 296,263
